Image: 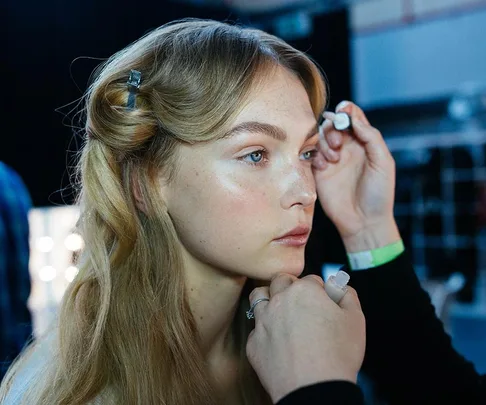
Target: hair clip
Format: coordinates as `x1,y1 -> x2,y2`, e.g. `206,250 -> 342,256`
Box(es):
126,69 -> 142,110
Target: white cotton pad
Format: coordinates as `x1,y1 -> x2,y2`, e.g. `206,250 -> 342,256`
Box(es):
333,112 -> 352,131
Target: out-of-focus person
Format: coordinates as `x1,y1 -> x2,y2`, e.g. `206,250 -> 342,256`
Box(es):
0,162 -> 32,381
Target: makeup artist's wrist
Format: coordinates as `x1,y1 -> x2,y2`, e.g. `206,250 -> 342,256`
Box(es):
341,218 -> 401,254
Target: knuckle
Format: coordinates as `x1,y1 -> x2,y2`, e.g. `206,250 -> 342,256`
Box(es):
347,286 -> 359,299
292,279 -> 309,295
303,274 -> 324,287
347,285 -> 357,294
272,272 -> 287,281
372,127 -> 382,137
323,149 -> 338,162
272,272 -> 294,284
351,101 -> 363,112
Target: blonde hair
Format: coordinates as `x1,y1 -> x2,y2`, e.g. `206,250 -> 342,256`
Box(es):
0,19 -> 326,405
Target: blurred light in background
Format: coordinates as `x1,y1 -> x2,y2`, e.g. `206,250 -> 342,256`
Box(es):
36,236 -> 54,253
448,82 -> 486,127
65,266 -> 79,282
173,0 -> 365,14
64,233 -> 84,251
39,266 -> 57,282
28,206 -> 80,337
273,10 -> 313,39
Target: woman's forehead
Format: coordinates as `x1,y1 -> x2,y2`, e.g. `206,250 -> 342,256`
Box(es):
234,67 -> 315,123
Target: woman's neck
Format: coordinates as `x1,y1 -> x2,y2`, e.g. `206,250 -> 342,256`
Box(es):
183,253 -> 248,358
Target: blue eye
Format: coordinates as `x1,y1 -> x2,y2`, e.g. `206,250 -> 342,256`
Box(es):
240,148 -> 316,167
241,150 -> 267,166
249,151 -> 263,163
302,149 -> 318,160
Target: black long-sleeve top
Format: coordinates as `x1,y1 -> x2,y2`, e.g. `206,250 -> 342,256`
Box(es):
277,252 -> 486,405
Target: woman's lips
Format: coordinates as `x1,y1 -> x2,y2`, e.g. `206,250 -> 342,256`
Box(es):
273,226 -> 310,247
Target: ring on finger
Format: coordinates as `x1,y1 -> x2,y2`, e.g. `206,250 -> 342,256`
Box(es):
246,297 -> 270,320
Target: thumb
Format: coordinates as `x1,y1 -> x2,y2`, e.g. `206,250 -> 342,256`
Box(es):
338,286 -> 362,311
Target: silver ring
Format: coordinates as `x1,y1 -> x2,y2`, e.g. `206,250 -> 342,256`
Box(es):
246,297 -> 270,320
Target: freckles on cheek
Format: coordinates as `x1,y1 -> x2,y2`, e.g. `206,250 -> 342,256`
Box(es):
220,193 -> 271,244
222,178 -> 269,213
194,166 -> 273,232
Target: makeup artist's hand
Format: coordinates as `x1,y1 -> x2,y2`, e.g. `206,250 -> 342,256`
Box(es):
312,101 -> 400,252
246,274 -> 365,404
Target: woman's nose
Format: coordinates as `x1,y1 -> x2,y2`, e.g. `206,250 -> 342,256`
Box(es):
280,166 -> 317,210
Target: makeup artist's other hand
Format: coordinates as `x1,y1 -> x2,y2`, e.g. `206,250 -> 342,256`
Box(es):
246,274 -> 365,404
312,101 -> 400,252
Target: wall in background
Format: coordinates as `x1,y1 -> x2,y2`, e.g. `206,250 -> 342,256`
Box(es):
350,0 -> 486,108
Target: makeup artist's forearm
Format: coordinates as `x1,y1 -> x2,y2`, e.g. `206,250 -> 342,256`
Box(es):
341,218 -> 401,253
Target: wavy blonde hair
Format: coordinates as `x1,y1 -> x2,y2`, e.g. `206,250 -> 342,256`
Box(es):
0,19 -> 326,405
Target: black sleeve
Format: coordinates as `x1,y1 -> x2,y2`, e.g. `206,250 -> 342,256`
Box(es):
349,252 -> 486,405
276,381 -> 364,405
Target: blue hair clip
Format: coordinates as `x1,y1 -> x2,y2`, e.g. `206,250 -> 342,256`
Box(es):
127,70 -> 142,110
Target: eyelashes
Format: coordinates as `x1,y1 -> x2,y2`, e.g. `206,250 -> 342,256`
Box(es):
242,150 -> 266,165
239,148 -> 318,167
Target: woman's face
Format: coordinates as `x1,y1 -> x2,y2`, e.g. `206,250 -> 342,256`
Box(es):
165,67 -> 319,280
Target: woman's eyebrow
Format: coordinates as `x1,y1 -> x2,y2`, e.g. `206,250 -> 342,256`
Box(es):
222,121 -> 318,142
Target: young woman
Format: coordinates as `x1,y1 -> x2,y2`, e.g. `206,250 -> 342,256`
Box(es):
6,16 -> 481,405
1,18 -> 331,405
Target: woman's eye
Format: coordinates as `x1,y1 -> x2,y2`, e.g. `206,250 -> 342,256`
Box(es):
249,151 -> 263,163
241,150 -> 267,165
302,149 -> 318,160
240,148 -> 316,166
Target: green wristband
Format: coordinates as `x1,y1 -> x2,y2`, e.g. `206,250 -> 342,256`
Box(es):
347,239 -> 405,270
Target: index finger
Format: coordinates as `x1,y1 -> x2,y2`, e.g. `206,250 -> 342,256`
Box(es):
320,113 -> 344,150
301,274 -> 325,288
270,273 -> 297,298
335,100 -> 370,126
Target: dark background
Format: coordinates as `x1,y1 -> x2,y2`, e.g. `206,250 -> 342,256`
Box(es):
3,0 -> 352,267
3,0 -> 350,207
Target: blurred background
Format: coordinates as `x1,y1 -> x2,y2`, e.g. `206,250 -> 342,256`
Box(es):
2,0 -> 486,397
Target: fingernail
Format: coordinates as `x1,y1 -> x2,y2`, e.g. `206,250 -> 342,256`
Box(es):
336,101 -> 350,112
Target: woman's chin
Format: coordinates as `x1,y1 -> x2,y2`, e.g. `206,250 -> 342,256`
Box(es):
261,259 -> 306,281
234,251 -> 306,281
